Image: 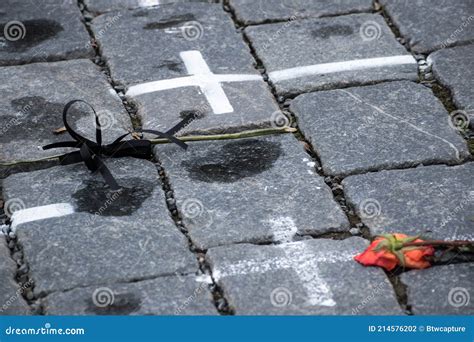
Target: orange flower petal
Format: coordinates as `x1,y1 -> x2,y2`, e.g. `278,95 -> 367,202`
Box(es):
354,233 -> 435,270
354,240 -> 398,271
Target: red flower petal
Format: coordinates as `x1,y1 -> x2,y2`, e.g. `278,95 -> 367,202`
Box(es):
354,233 -> 435,270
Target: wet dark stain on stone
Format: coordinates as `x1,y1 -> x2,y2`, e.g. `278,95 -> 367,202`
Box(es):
153,59 -> 183,72
86,292 -> 141,315
311,24 -> 353,39
143,14 -> 196,30
72,178 -> 155,216
183,140 -> 282,183
179,109 -> 206,120
1,19 -> 63,52
1,96 -> 83,144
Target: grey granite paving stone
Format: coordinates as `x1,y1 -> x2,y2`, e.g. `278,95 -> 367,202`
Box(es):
342,163 -> 474,241
291,81 -> 470,176
155,134 -> 350,250
245,13 -> 418,96
43,275 -> 217,315
401,263 -> 474,315
0,59 -> 133,163
430,45 -> 474,111
380,0 -> 474,53
229,0 -> 373,25
91,3 -> 281,135
2,158 -> 197,296
0,238 -> 30,315
207,237 -> 403,315
84,0 -> 217,15
0,0 -> 93,66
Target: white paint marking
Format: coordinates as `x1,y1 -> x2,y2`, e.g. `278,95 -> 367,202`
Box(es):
126,50 -> 262,114
283,243 -> 336,307
195,275 -> 213,284
268,55 -> 417,82
11,203 -> 75,231
266,216 -> 297,243
136,0 -> 174,6
126,53 -> 417,114
339,89 -> 461,160
213,242 -> 355,307
181,51 -> 234,114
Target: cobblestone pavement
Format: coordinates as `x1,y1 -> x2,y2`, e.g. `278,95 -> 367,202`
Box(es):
0,0 -> 472,316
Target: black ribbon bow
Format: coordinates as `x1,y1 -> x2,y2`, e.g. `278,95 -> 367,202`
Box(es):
43,100 -> 195,190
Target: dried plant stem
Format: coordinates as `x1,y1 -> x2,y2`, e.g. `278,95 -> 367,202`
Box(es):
149,127 -> 297,144
0,127 -> 297,167
403,240 -> 474,248
0,154 -> 64,167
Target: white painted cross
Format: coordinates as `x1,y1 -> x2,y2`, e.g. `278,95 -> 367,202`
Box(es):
126,52 -> 416,115
126,50 -> 262,114
213,242 -> 357,307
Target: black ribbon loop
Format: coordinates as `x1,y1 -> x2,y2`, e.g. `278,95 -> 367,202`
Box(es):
43,100 -> 195,190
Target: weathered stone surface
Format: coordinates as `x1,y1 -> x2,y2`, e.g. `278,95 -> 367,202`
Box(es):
343,163 -> 474,240
245,13 -> 418,96
401,263 -> 474,315
2,158 -> 197,296
155,134 -> 350,249
0,0 -> 93,66
85,0 -> 217,15
0,238 -> 30,315
0,59 -> 133,163
43,275 -> 217,315
91,2 -> 248,86
229,0 -> 373,25
380,0 -> 474,53
207,237 -> 403,315
291,81 -> 470,176
430,45 -> 474,111
91,3 -> 280,135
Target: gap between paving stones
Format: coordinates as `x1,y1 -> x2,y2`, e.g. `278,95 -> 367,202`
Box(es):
81,0 -> 243,312
77,0 -> 234,315
0,0 -> 135,315
1,184 -> 206,314
373,0 -> 473,312
374,0 -> 416,56
77,0 -> 141,131
377,0 -> 474,221
222,0 -> 469,314
154,157 -> 235,315
1,215 -> 39,314
38,270 -> 201,298
223,0 -> 375,241
273,78 -> 415,102
56,0 -> 474,316
227,3 -> 374,28
0,0 -> 469,315
379,0 -> 474,310
377,0 -> 473,152
2,166 -> 46,314
378,0 -> 474,55
0,145 -> 61,314
0,0 -> 156,315
37,271 -> 204,300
